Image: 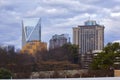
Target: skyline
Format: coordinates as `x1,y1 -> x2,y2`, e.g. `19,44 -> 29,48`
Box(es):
0,0 -> 120,49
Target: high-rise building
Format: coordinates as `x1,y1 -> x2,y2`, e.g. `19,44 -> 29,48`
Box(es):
73,20 -> 104,54
22,18 -> 41,47
49,34 -> 70,49
21,18 -> 47,55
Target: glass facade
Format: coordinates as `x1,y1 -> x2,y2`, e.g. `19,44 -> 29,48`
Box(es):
25,26 -> 33,38
22,19 -> 41,47
85,20 -> 97,26
27,24 -> 41,42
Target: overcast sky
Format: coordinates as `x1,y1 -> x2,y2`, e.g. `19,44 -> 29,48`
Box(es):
0,0 -> 120,49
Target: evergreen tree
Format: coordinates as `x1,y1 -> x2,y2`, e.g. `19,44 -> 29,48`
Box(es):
0,68 -> 12,79
91,42 -> 120,70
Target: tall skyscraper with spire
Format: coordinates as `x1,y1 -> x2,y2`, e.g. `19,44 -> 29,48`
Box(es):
22,18 -> 41,47
21,18 -> 47,55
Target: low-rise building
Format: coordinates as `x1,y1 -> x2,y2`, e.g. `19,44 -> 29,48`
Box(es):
21,40 -> 47,55
0,44 -> 15,53
80,50 -> 102,69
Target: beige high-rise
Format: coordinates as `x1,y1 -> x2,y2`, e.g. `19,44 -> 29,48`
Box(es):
73,20 -> 104,54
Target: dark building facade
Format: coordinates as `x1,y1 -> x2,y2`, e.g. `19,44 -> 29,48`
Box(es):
49,34 -> 70,49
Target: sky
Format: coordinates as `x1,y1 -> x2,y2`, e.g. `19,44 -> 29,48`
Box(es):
0,0 -> 120,49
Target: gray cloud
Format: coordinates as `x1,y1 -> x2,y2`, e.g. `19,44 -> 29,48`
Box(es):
0,0 -> 120,49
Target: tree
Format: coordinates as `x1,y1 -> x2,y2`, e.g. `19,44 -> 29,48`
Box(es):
91,42 -> 120,70
36,43 -> 79,64
62,44 -> 79,63
0,68 -> 12,79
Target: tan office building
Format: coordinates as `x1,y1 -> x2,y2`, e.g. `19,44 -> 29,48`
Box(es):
73,20 -> 104,54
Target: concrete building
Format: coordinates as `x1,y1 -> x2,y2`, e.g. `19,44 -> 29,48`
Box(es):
80,50 -> 102,69
49,34 -> 70,49
73,20 -> 104,54
21,40 -> 47,55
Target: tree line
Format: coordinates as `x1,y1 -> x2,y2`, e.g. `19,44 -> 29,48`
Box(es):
0,43 -> 80,78
0,42 -> 119,78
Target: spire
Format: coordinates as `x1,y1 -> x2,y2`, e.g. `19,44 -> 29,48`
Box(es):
22,20 -> 26,47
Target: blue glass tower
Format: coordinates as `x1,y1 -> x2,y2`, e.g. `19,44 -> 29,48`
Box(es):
22,18 -> 41,47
